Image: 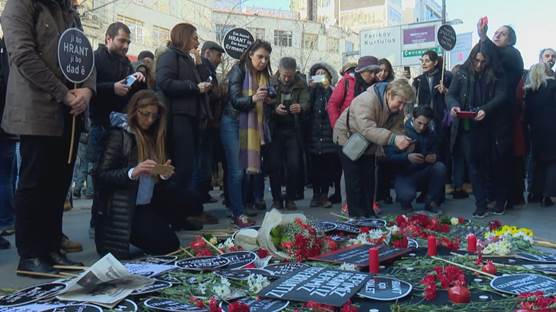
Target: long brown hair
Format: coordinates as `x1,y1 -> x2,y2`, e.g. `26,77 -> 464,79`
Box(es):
127,90 -> 167,164
170,23 -> 197,53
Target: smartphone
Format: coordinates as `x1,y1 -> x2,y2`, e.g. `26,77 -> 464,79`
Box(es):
480,16 -> 489,27
456,111 -> 478,119
125,75 -> 137,88
311,75 -> 326,83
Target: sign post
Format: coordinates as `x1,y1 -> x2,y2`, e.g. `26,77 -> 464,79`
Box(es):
437,24 -> 457,89
57,28 -> 95,164
222,28 -> 254,60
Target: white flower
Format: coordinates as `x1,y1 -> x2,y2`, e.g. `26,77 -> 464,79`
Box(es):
339,263 -> 357,271
388,225 -> 400,235
247,274 -> 270,293
450,217 -> 460,225
212,277 -> 232,299
198,283 -> 207,295
483,240 -> 512,256
217,238 -> 235,250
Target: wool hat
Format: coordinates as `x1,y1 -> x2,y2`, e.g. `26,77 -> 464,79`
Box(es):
355,56 -> 380,73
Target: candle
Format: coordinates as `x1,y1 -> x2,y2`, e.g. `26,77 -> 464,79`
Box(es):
467,234 -> 477,253
427,235 -> 437,256
368,247 -> 379,273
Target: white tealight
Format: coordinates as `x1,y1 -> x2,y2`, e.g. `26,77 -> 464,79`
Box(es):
379,265 -> 386,269
369,309 -> 380,312
508,259 -> 516,263
479,295 -> 489,300
474,278 -> 483,283
409,253 -> 416,257
407,267 -> 414,271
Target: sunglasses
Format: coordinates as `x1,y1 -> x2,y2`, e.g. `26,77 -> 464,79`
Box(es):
138,110 -> 160,120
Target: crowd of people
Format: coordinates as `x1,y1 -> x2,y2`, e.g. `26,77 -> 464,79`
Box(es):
0,0 -> 555,277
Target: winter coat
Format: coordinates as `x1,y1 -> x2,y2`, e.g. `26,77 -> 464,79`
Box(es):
446,67 -> 508,159
385,119 -> 439,173
0,37 -> 15,141
156,45 -> 211,121
1,0 -> 96,136
327,73 -> 356,127
307,85 -> 336,155
333,82 -> 405,156
525,79 -> 556,161
268,72 -> 310,135
412,70 -> 453,132
89,44 -> 137,127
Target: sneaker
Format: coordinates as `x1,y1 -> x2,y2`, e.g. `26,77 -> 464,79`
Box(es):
320,194 -> 332,208
462,183 -> 473,194
234,215 -> 255,228
472,208 -> 488,219
492,206 -> 505,216
452,189 -> 469,199
310,195 -> 321,207
445,184 -> 455,195
61,234 -> 83,253
285,201 -> 298,211
271,200 -> 284,210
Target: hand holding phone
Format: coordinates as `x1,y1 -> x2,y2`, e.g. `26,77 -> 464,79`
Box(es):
125,75 -> 137,88
456,111 -> 478,119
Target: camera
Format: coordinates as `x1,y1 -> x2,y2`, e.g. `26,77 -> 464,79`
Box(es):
265,86 -> 277,99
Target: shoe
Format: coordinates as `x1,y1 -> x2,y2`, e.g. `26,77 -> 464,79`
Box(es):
541,197 -> 554,207
320,194 -> 332,208
61,235 -> 83,253
492,205 -> 505,216
254,200 -> 266,211
0,236 -> 10,249
234,215 -> 255,228
472,208 -> 488,219
17,257 -> 59,278
328,193 -> 342,204
63,199 -> 73,211
416,192 -> 426,204
72,188 -> 81,198
527,193 -> 542,204
285,201 -> 298,211
44,251 -> 83,267
271,200 -> 284,210
203,194 -> 218,204
452,189 -> 469,199
1,225 -> 15,236
173,219 -> 203,231
445,184 -> 455,195
310,195 -> 321,207
462,183 -> 473,194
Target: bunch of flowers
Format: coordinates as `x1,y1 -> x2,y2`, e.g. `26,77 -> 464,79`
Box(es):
348,227 -> 390,246
395,214 -> 451,239
270,218 -> 325,261
517,291 -> 556,311
217,237 -> 242,253
482,225 -> 535,255
301,300 -> 358,312
246,274 -> 270,293
420,265 -> 468,301
190,236 -> 213,257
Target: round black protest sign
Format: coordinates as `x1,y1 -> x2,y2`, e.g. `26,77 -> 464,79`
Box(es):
220,251 -> 258,269
43,304 -> 103,312
0,282 -> 67,307
357,276 -> 413,301
350,218 -> 387,228
216,268 -> 275,281
264,263 -> 309,277
143,298 -> 207,312
57,28 -> 94,84
109,299 -> 138,312
221,298 -> 289,312
176,256 -> 230,271
516,252 -> 556,263
334,223 -> 360,234
437,24 -> 457,51
131,280 -> 172,296
490,273 -> 556,296
137,255 -> 178,265
222,28 -> 254,60
315,221 -> 338,233
156,273 -> 183,285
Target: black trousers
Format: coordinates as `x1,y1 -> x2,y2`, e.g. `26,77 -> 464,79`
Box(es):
16,117 -> 80,258
310,153 -> 336,196
269,130 -> 302,201
340,152 -> 375,218
169,115 -> 202,216
131,204 -> 180,255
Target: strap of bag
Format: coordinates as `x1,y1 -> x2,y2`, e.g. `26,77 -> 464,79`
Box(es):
346,108 -> 352,136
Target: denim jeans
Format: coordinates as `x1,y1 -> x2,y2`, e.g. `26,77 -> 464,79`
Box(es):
0,140 -> 16,230
220,114 -> 245,218
395,162 -> 447,206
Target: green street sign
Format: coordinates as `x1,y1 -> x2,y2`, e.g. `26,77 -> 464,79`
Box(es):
403,47 -> 442,58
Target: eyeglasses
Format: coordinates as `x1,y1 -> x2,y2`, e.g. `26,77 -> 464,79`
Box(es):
138,110 -> 160,120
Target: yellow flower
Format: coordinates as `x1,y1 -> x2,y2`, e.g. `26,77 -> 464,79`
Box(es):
210,237 -> 218,245
520,228 -> 534,237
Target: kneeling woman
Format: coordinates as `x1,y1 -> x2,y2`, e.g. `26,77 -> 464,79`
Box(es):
95,90 -> 180,259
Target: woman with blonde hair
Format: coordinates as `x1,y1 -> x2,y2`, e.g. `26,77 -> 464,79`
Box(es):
95,90 -> 180,259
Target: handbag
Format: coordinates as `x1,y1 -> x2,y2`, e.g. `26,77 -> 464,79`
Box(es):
341,108 -> 370,161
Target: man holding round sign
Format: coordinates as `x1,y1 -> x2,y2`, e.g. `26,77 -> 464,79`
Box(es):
1,0 -> 96,277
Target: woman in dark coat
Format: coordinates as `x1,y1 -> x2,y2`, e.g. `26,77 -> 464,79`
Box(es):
307,63 -> 338,208
524,63 -> 556,202
156,23 -> 212,222
95,90 -> 180,259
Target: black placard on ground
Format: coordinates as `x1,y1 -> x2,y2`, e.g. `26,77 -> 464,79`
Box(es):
216,268 -> 275,281
43,304 -> 103,312
156,273 -> 183,285
143,298 -> 207,312
220,251 -> 257,269
310,244 -> 411,267
222,28 -> 254,60
523,264 -> 556,275
315,221 -> 338,233
0,282 -> 67,307
175,256 -> 230,271
259,266 -> 369,307
137,255 -> 178,265
490,273 -> 556,296
437,24 -> 457,51
350,218 -> 387,228
110,299 -> 138,312
357,276 -> 413,301
516,252 -> 556,263
221,298 -> 289,312
131,280 -> 172,295
57,28 -> 95,84
264,263 -> 309,277
334,223 -> 360,234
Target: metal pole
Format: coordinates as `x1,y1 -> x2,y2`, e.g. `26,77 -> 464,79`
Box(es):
442,0 -> 446,24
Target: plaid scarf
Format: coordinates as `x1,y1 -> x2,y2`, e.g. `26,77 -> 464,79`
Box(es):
239,68 -> 268,174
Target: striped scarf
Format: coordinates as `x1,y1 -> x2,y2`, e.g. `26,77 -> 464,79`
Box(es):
239,68 -> 268,174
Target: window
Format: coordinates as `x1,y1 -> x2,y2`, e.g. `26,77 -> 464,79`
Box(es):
327,37 -> 339,53
302,33 -> 318,49
274,30 -> 292,47
345,41 -> 354,52
215,24 -> 235,44
248,27 -> 265,40
117,15 -> 144,44
152,25 -> 170,46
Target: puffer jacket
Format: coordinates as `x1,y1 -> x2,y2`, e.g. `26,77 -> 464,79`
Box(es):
307,85 -> 336,155
327,73 -> 356,127
333,82 -> 404,156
